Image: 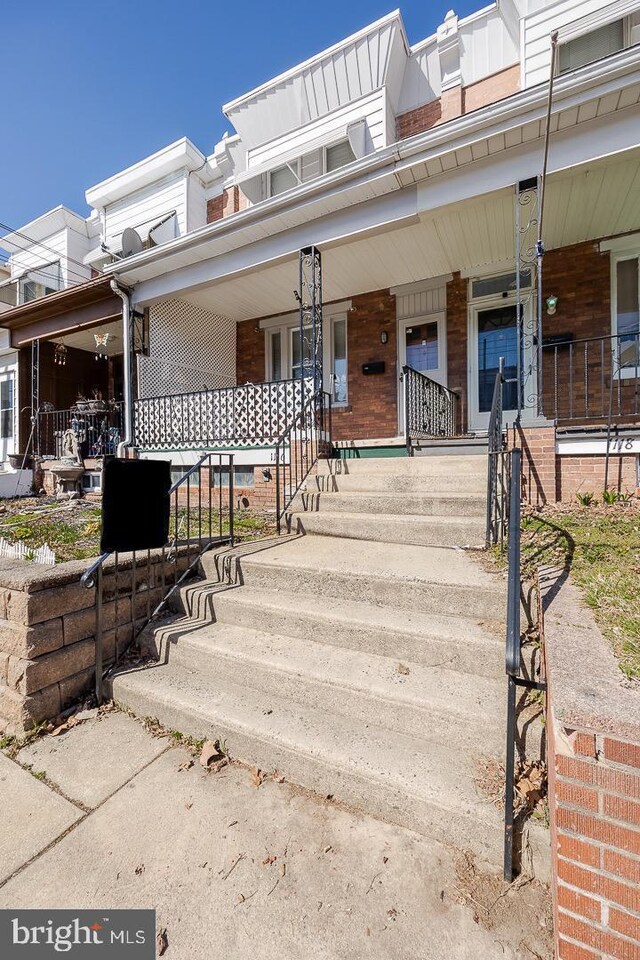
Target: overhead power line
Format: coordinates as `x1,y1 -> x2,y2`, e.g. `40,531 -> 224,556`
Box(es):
0,218 -> 99,283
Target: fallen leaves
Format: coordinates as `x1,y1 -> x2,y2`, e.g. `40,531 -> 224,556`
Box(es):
252,767 -> 264,787
397,663 -> 410,676
199,739 -> 228,773
156,928 -> 168,956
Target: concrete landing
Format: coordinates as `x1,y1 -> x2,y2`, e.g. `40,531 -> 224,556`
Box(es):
0,711 -> 553,960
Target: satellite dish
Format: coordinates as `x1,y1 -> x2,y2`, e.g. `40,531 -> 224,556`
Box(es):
121,227 -> 143,258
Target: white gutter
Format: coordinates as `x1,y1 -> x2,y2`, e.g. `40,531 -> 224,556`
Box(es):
110,279 -> 134,457
106,45 -> 640,283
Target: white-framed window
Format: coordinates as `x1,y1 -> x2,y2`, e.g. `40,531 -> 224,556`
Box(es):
612,253 -> 640,377
19,261 -> 62,304
558,18 -> 627,75
0,375 -> 14,439
267,139 -> 356,198
264,311 -> 349,405
325,139 -> 356,174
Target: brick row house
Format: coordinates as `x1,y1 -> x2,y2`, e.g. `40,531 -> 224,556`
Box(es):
1,0 -> 640,507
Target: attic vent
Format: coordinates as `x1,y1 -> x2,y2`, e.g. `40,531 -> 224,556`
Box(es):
558,19 -> 625,73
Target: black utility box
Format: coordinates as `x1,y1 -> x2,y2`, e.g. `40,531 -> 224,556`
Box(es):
362,361 -> 385,375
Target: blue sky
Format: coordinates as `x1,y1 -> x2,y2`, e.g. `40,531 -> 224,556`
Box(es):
0,0 -> 479,233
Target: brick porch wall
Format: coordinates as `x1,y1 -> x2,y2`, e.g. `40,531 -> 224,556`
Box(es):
236,288 -> 399,442
446,273 -> 469,434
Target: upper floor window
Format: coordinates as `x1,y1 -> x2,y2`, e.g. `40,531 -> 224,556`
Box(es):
267,139 -> 356,198
558,19 -> 625,74
19,261 -> 62,304
325,140 -> 356,173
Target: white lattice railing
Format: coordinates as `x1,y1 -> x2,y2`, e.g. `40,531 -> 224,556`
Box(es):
134,378 -> 315,451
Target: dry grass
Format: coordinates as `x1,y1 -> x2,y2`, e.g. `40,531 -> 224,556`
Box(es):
519,501 -> 640,680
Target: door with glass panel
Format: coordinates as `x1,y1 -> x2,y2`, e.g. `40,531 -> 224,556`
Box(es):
398,314 -> 447,432
469,300 -> 529,430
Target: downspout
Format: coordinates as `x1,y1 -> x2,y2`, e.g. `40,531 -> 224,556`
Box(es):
110,279 -> 134,458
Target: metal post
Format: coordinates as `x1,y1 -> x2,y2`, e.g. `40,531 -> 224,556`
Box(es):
504,674 -> 517,881
95,565 -> 103,705
228,454 -> 234,545
504,446 -> 521,881
31,338 -> 40,458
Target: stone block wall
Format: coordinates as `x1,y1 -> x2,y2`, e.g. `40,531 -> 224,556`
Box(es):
0,554 -> 181,736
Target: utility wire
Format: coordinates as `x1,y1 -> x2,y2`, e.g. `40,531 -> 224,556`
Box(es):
0,219 -> 99,280
0,230 -> 91,285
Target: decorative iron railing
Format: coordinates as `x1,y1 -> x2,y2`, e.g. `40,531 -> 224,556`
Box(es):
275,389 -> 332,533
38,403 -> 124,459
486,365 -> 508,548
541,331 -> 640,424
134,377 -> 314,451
401,365 -> 457,456
81,452 -> 236,703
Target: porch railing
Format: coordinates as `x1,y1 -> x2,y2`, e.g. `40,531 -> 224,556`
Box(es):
81,452 -> 236,703
134,377 -> 314,451
38,403 -> 124,459
541,331 -> 640,424
275,389 -> 331,533
402,365 -> 457,456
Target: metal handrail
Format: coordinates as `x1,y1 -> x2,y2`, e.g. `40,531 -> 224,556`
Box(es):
274,388 -> 331,533
402,365 -> 457,456
81,450 -> 236,703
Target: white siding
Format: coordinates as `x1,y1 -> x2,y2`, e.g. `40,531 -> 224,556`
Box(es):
459,6 -> 519,85
186,175 -> 207,232
522,0 -> 637,87
397,39 -> 441,115
65,227 -> 92,285
226,16 -> 406,150
247,89 -> 388,171
395,283 -> 447,320
103,172 -> 187,251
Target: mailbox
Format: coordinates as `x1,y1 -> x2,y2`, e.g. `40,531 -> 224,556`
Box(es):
362,361 -> 385,375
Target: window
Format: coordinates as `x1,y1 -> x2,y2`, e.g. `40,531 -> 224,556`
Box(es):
270,163 -> 299,197
82,472 -> 101,492
331,317 -> 347,404
471,270 -> 531,300
325,139 -> 355,173
0,376 -> 13,439
270,331 -> 282,381
170,465 -> 200,488
19,261 -> 62,304
291,325 -> 313,379
614,257 -> 640,374
558,19 -> 625,74
234,467 -> 255,488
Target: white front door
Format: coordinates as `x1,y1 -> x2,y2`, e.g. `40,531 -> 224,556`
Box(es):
398,313 -> 447,432
467,297 -> 535,431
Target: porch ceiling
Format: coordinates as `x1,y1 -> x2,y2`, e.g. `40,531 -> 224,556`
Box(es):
179,147 -> 640,322
50,318 -> 123,357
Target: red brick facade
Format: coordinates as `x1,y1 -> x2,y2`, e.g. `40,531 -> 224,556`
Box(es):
206,186 -> 250,224
548,708 -> 640,959
445,273 -> 469,433
396,64 -> 520,141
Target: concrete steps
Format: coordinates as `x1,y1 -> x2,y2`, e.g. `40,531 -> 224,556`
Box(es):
110,453 -> 547,875
290,510 -> 485,547
111,657 -> 506,863
176,585 -> 504,678
149,621 -> 505,753
298,491 -> 487,517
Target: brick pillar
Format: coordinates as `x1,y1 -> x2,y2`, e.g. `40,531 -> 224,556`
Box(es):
509,423 -> 558,505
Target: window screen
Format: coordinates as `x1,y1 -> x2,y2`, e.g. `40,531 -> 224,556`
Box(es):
326,140 -> 356,173
270,164 -> 298,197
558,20 -> 625,74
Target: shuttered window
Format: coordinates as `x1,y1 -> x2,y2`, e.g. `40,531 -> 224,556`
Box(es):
269,164 -> 299,197
325,139 -> 356,173
558,19 -> 625,74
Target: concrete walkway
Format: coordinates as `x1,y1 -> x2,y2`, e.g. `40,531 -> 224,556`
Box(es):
0,710 -> 552,959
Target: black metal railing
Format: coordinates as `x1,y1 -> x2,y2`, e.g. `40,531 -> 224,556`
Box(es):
486,365 -> 509,548
134,377 -> 314,451
39,403 -> 124,459
81,452 -> 235,703
275,389 -> 332,533
502,447 -> 546,880
542,331 -> 640,424
402,365 -> 457,456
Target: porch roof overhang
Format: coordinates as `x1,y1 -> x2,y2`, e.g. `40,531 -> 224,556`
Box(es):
0,276 -> 123,347
106,45 -> 640,318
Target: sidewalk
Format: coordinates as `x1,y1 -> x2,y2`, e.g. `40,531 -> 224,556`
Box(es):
0,710 -> 552,959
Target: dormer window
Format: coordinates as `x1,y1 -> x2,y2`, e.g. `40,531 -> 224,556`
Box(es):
19,261 -> 62,304
325,139 -> 356,173
558,18 -> 626,74
270,163 -> 299,197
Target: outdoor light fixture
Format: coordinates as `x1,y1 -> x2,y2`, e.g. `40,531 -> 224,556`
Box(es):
262,468 -> 272,482
54,342 -> 67,367
546,295 -> 558,316
380,330 -> 388,344
94,332 -> 112,360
